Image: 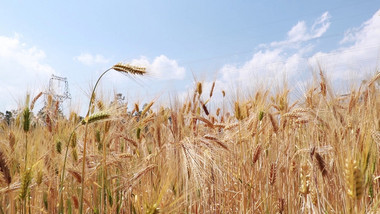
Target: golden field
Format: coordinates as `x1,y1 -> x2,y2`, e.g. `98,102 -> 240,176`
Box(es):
0,64 -> 380,213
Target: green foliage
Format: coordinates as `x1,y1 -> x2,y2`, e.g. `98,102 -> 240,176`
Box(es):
22,107 -> 30,132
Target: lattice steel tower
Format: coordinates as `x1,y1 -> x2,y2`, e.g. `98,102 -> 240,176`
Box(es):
46,74 -> 71,102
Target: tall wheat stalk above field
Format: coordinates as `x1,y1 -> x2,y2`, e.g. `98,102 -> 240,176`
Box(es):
81,63 -> 145,214
58,63 -> 146,214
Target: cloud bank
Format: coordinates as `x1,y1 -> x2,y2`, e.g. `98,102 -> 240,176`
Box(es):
309,10 -> 380,81
1,10 -> 379,111
218,10 -> 380,90
219,12 -> 331,89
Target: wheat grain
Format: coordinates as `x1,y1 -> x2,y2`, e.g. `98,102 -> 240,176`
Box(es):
30,92 -> 43,110
19,168 -> 32,200
204,134 -> 229,150
277,198 -> 285,214
368,72 -> 380,87
345,158 -> 364,199
197,82 -> 203,95
81,111 -> 111,125
201,101 -> 209,116
372,131 -> 380,144
112,63 -> 146,75
269,163 -> 277,185
141,101 -> 154,116
314,152 -> 328,177
252,145 -> 261,164
268,113 -> 279,133
0,150 -> 11,186
8,132 -> 15,151
225,122 -> 238,130
68,169 -> 82,183
210,81 -> 215,98
300,163 -> 310,195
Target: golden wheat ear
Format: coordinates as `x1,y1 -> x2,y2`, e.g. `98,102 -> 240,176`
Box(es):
196,82 -> 203,95
345,158 -> 364,199
0,150 -> 11,185
209,81 -> 215,98
368,72 -> 380,87
112,63 -> 147,75
300,163 -> 310,195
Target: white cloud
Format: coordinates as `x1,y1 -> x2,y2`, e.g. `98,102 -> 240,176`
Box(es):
309,9 -> 380,81
0,34 -> 55,76
130,55 -> 186,80
221,49 -> 283,83
74,53 -> 110,66
270,12 -> 331,47
0,34 -> 55,111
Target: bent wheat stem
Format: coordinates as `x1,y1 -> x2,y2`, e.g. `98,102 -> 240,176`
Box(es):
79,68 -> 112,214
77,64 -> 145,214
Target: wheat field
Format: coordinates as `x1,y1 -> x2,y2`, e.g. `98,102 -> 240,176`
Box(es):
0,64 -> 380,213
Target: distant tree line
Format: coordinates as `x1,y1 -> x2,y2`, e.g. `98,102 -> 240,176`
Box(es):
0,110 -> 16,125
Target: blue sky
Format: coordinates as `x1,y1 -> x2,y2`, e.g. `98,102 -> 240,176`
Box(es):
0,1 -> 379,114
